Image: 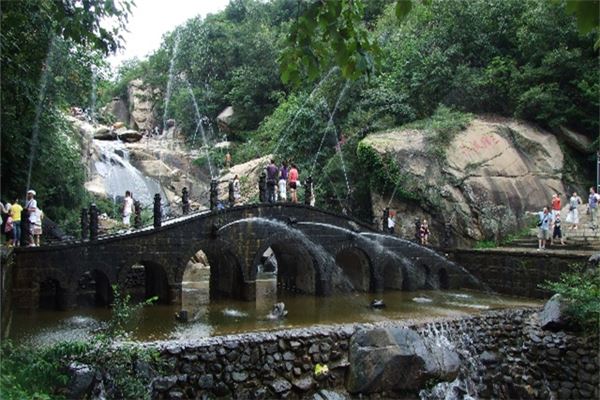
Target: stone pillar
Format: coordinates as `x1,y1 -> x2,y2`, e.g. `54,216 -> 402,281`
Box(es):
89,203 -> 99,240
258,173 -> 267,203
181,187 -> 190,215
382,207 -> 390,232
228,180 -> 235,207
304,176 -> 313,206
443,222 -> 453,249
80,208 -> 89,240
153,194 -> 162,228
133,200 -> 142,229
21,209 -> 30,245
169,283 -> 182,305
210,179 -> 219,211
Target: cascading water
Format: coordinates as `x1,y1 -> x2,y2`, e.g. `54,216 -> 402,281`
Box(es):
89,66 -> 97,126
93,139 -> 166,206
185,80 -> 215,179
162,32 -> 181,137
26,36 -> 56,194
272,66 -> 339,156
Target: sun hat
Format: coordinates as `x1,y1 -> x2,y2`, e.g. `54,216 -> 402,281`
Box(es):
27,190 -> 36,196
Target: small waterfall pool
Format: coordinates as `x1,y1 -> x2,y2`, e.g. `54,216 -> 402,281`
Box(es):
9,287 -> 540,346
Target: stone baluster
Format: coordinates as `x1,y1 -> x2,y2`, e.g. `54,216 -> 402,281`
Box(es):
89,203 -> 98,240
134,200 -> 142,228
81,208 -> 89,240
182,187 -> 190,215
258,173 -> 267,203
414,217 -> 422,242
228,180 -> 235,207
304,176 -> 313,206
382,207 -> 390,232
153,194 -> 162,228
210,180 -> 219,211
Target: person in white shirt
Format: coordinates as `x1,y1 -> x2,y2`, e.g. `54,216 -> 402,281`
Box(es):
122,191 -> 134,226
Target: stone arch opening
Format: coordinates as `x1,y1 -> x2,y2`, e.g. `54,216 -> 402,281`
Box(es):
256,241 -> 320,295
121,261 -> 170,304
422,264 -> 433,289
180,249 -> 211,315
335,247 -> 372,292
38,278 -> 68,310
439,268 -> 449,290
207,249 -> 244,301
383,260 -> 404,291
77,270 -> 113,307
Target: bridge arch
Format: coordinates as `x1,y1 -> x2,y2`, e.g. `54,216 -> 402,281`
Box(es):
77,269 -> 113,307
334,246 -> 373,292
117,260 -> 171,304
252,234 -> 324,296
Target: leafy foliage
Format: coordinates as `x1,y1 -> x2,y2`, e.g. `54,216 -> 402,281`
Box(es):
0,286 -> 159,400
542,264 -> 600,331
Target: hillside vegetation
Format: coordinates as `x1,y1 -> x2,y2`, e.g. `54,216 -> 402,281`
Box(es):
2,0 -> 597,232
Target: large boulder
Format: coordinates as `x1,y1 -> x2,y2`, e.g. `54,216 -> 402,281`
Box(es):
559,126 -> 594,154
106,97 -> 129,125
217,106 -> 235,132
362,116 -> 567,246
346,327 -> 460,394
218,155 -> 272,205
93,126 -> 116,140
117,129 -> 143,143
539,293 -> 570,331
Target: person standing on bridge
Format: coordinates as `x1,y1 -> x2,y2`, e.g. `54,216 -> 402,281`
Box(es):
25,190 -> 38,246
278,161 -> 288,202
122,191 -> 134,226
266,159 -> 278,204
233,175 -> 241,205
288,163 -> 299,203
8,196 -> 23,247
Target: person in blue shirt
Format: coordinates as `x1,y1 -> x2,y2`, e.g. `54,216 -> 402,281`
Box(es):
537,207 -> 552,251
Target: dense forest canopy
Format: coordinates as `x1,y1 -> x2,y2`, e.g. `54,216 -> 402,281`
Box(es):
1,0 -> 598,231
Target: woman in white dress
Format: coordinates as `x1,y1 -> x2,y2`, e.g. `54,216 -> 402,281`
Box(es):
565,192 -> 582,230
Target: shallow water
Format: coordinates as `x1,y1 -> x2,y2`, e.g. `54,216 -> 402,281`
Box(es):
9,284 -> 540,346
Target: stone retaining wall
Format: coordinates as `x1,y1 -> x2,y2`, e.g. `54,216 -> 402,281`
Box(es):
148,308 -> 599,399
447,249 -> 593,298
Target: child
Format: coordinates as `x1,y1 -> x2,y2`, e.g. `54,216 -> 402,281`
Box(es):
551,212 -> 565,246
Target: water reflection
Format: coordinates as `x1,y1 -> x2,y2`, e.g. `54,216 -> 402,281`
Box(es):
10,288 -> 541,346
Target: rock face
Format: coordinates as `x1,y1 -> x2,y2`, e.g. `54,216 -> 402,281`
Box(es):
346,327 -> 460,393
127,79 -> 156,132
362,116 -> 568,246
217,106 -> 235,132
218,155 -> 271,205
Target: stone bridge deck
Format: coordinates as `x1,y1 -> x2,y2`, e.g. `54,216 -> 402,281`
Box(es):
11,204 -> 475,309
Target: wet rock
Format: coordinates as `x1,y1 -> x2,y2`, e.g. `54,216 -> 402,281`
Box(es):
314,389 -> 349,400
270,378 -> 292,394
168,390 -> 184,399
539,294 -> 570,331
232,371 -> 248,382
480,351 -> 498,365
117,129 -> 143,143
347,327 -> 460,393
153,376 -> 177,391
197,374 -> 214,389
293,376 -> 314,391
67,362 -> 95,399
93,126 -> 116,140
213,382 -> 229,397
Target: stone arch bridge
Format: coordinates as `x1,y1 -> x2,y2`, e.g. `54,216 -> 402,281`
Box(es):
12,204 -> 474,309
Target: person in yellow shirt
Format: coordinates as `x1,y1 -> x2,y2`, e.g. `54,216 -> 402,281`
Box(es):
9,197 -> 23,247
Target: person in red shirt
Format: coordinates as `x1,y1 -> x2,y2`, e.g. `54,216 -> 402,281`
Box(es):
288,164 -> 299,203
551,193 -> 561,219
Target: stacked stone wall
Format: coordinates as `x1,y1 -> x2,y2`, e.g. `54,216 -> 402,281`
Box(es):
148,308 -> 599,399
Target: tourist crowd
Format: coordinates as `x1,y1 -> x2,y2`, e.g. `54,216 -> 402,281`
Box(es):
1,190 -> 43,247
535,187 -> 599,250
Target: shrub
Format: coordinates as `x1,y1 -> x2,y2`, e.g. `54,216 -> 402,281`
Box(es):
541,264 -> 600,332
